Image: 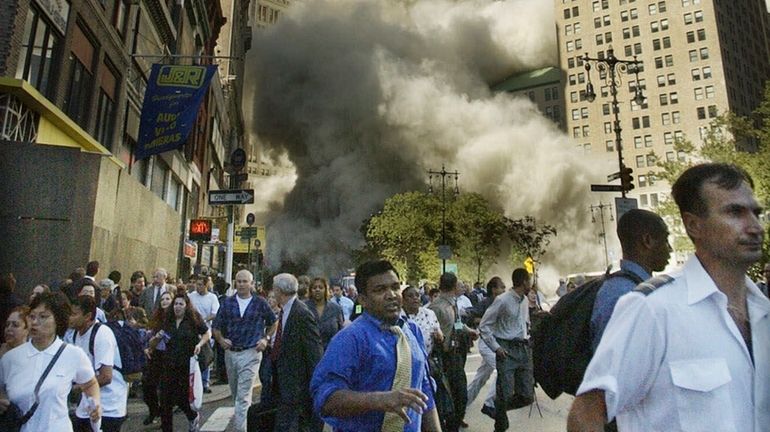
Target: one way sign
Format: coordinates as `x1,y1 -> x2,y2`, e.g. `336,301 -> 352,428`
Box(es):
209,189 -> 255,205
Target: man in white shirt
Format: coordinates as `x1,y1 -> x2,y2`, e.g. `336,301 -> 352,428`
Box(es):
331,284 -> 355,321
66,295 -> 128,432
479,268 -> 533,432
189,274 -> 220,392
568,163 -> 770,432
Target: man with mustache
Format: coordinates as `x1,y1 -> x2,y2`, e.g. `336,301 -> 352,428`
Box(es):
568,163 -> 770,432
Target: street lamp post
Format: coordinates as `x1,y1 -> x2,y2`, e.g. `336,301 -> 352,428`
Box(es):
579,47 -> 645,198
428,165 -> 459,274
590,202 -> 614,269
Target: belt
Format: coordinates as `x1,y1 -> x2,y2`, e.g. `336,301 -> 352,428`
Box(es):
497,337 -> 529,345
229,345 -> 256,352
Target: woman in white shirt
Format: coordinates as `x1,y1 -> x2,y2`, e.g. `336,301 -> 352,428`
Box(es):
0,292 -> 101,431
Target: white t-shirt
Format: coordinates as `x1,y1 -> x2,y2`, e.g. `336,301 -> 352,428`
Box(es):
189,291 -> 220,327
236,295 -> 252,318
0,338 -> 94,432
65,323 -> 128,418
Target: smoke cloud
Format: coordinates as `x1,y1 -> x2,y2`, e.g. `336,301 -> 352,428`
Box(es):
245,0 -> 614,284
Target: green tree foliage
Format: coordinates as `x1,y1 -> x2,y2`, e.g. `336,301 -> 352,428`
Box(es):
359,191 -> 557,283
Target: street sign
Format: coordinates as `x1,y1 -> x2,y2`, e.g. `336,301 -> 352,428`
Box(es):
590,184 -> 625,192
246,213 -> 255,226
240,227 -> 258,238
607,171 -> 621,182
615,197 -> 639,220
230,148 -> 247,171
209,189 -> 255,205
438,245 -> 452,260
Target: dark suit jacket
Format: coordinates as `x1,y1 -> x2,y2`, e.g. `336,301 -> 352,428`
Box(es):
272,299 -> 323,407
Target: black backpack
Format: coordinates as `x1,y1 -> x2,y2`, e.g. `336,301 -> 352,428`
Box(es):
532,270 -> 643,399
89,321 -> 147,382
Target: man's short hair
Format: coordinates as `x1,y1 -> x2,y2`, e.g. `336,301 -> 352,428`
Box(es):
672,163 -> 753,217
235,269 -> 253,281
154,268 -> 168,279
511,268 -> 530,287
130,270 -> 145,284
273,273 -> 299,296
108,270 -> 121,284
73,295 -> 98,322
486,276 -> 504,297
439,272 -> 458,292
86,261 -> 99,277
355,260 -> 399,295
617,209 -> 667,252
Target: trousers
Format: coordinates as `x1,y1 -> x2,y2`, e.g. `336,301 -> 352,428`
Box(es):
494,339 -> 534,432
225,349 -> 261,432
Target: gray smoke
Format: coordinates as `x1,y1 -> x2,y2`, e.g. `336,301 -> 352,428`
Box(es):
245,0 -> 611,282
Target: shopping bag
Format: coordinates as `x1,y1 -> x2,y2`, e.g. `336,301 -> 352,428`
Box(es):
189,355 -> 204,411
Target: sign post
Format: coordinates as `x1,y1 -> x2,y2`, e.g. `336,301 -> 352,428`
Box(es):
218,149 -> 250,292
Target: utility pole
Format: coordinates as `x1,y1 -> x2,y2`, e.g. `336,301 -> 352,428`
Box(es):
590,202 -> 614,269
428,165 -> 459,274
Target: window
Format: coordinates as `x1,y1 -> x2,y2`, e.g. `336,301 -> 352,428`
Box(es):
567,41 -> 575,52
633,117 -> 641,129
650,193 -> 659,208
568,57 -> 575,68
573,127 -> 581,138
603,15 -> 611,26
705,85 -> 714,99
660,94 -> 668,105
684,13 -> 693,24
621,10 -> 629,21
150,158 -> 168,199
603,103 -> 611,115
674,130 -> 684,141
691,68 -> 701,80
689,50 -> 698,62
630,8 -> 638,19
578,72 -> 585,84
657,75 -> 666,87
605,32 -> 613,43
14,5 -> 64,98
640,194 -> 649,207
564,8 -> 571,19
662,112 -> 671,125
644,135 -> 653,147
569,74 -> 577,85
642,116 -> 650,127
95,59 -> 119,149
634,136 -> 643,149
697,106 -> 706,119
659,1 -> 667,12
604,122 -> 612,133
596,34 -> 604,45
665,55 -> 673,67
672,111 -> 681,123
655,57 -> 664,68
694,10 -> 703,22
581,107 -> 589,119
593,1 -> 601,12
623,27 -> 631,39
670,92 -> 678,104
666,151 -> 675,161
662,37 -> 671,48
708,105 -> 717,118
687,31 -> 695,43
574,22 -> 582,33
575,38 -> 583,50
660,19 -> 669,30
647,154 -> 657,167
639,175 -> 647,188
634,43 -> 642,54
625,45 -> 633,57
636,155 -> 645,167
697,28 -> 706,41
653,39 -> 661,50
545,87 -> 552,101
667,73 -> 676,85
699,47 -> 709,59
606,140 -> 614,152
651,21 -> 659,32
113,0 -> 130,36
632,25 -> 640,36
702,66 -> 712,79
694,87 -> 704,100
664,131 -> 674,145
570,91 -> 578,102
65,24 -> 96,131
582,125 -> 590,137
649,4 -> 657,14
594,17 -> 602,29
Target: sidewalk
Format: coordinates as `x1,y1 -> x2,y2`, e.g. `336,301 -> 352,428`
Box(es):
126,381 -> 260,415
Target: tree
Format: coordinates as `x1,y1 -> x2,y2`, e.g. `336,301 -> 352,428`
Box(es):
449,193 -> 507,283
505,216 -> 557,278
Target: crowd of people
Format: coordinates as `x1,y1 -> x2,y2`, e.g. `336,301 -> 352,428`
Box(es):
0,162 -> 768,432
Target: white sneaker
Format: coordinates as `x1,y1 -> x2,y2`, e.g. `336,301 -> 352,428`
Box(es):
189,412 -> 201,432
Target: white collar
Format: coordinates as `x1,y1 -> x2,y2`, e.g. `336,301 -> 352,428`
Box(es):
26,337 -> 64,358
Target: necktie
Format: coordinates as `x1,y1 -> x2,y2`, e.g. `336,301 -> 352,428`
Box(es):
270,309 -> 283,361
382,325 -> 412,432
153,287 -> 159,307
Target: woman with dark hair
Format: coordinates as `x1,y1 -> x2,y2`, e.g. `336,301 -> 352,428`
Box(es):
0,306 -> 30,358
108,290 -> 148,329
304,277 -> 344,347
141,291 -> 173,425
151,293 -> 209,432
0,292 -> 101,431
29,284 -> 50,303
0,274 -> 23,345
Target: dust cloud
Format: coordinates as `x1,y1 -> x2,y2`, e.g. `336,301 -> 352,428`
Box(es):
245,0 -> 614,285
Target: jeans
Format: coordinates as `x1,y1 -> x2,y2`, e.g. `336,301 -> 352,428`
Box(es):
225,349 -> 261,432
440,349 -> 468,432
494,339 -> 534,432
466,338 -> 497,408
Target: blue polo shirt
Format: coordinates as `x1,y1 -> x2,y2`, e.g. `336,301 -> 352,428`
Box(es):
590,259 -> 650,351
310,312 -> 435,431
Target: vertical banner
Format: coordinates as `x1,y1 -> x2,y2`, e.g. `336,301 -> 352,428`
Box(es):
136,64 -> 217,160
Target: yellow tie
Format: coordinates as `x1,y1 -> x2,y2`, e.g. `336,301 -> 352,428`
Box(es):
382,325 -> 412,432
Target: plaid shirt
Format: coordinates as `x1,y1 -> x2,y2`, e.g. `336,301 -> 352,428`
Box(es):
213,294 -> 276,349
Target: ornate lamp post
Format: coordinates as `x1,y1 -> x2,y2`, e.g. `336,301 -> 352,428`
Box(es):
579,47 -> 645,198
590,202 -> 614,269
428,165 -> 459,274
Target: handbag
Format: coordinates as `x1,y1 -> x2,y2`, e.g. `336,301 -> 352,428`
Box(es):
197,341 -> 214,370
0,342 -> 66,432
189,356 -> 204,411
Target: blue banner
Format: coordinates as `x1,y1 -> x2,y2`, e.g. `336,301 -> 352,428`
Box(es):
135,64 -> 218,160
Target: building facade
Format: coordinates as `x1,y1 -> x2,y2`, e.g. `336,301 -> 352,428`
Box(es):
0,0 -> 249,294
556,0 -> 770,211
492,66 -> 566,131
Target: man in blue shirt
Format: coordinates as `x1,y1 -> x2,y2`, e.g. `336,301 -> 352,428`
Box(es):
213,269 -> 276,432
331,284 -> 355,321
311,259 -> 440,432
590,208 -> 671,351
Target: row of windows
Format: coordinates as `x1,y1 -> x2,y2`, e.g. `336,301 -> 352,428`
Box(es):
594,15 -> 612,28
659,92 -> 679,106
564,22 -> 582,35
689,47 -> 709,62
566,39 -> 583,52
570,104 -> 718,137
693,85 -> 715,100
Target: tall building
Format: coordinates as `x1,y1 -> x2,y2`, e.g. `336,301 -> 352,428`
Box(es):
556,0 -> 770,211
493,66 -> 566,131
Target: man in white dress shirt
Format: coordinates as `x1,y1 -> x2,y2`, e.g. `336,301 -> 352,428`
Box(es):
567,163 -> 770,432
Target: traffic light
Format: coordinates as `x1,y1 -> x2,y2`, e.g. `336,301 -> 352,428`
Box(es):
189,219 -> 212,241
620,166 -> 635,192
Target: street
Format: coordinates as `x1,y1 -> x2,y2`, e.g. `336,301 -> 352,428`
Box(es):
122,350 -> 573,431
